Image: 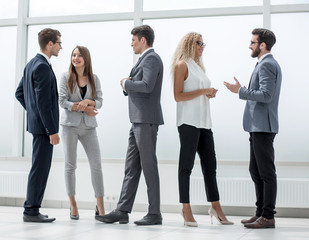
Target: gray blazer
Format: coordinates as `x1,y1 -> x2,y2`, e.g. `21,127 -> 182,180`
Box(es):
125,49 -> 164,125
59,72 -> 103,127
239,54 -> 282,133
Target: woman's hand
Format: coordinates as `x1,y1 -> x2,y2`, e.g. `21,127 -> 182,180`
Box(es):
76,99 -> 89,111
205,88 -> 218,98
84,106 -> 98,117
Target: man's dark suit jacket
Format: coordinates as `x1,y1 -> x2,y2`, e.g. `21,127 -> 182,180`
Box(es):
16,54 -> 59,135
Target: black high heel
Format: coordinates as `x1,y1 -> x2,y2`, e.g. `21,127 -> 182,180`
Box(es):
70,208 -> 79,220
95,206 -> 99,216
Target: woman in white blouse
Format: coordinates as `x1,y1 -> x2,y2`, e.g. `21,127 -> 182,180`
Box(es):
171,32 -> 233,227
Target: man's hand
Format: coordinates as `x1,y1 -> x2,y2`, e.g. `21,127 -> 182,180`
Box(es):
224,77 -> 242,93
120,77 -> 131,91
49,133 -> 60,145
84,106 -> 98,117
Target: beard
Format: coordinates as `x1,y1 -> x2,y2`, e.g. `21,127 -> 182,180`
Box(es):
251,46 -> 261,58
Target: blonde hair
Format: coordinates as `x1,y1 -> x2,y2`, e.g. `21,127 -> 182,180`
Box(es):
171,32 -> 205,77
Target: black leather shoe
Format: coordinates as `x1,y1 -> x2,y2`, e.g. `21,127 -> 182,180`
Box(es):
95,209 -> 128,224
23,213 -> 56,223
134,213 -> 162,225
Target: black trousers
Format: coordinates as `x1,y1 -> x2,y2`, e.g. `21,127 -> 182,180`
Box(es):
178,124 -> 219,203
249,132 -> 277,219
24,134 -> 53,216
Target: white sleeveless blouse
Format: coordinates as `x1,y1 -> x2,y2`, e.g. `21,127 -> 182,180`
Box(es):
176,59 -> 212,129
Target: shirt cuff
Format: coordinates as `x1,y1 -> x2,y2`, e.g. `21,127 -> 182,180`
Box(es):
123,79 -> 127,92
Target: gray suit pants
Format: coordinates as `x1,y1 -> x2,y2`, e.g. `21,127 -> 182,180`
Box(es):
61,121 -> 104,198
117,123 -> 161,214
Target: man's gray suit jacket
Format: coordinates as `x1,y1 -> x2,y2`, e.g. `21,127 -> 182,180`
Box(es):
239,54 -> 282,133
125,49 -> 164,125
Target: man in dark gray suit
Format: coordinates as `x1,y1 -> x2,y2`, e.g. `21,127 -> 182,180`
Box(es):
15,28 -> 62,222
96,25 -> 164,225
224,28 -> 282,228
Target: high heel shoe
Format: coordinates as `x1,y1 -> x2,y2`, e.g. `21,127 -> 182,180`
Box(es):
70,208 -> 79,220
95,206 -> 99,216
181,211 -> 198,227
208,207 -> 233,225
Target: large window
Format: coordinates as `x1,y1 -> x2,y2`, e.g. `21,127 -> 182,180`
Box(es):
144,0 -> 262,11
29,0 -> 134,17
2,0 -> 309,162
0,0 -> 18,18
271,0 -> 309,4
0,27 -> 17,156
24,21 -> 133,158
146,15 -> 262,161
271,12 -> 309,162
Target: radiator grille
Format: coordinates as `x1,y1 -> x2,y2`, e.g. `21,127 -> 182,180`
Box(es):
0,171 -> 28,197
191,177 -> 309,208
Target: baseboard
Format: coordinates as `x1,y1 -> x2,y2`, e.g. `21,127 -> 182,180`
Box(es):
1,197 -> 308,218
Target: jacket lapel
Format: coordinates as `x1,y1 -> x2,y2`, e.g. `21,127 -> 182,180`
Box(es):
129,49 -> 154,77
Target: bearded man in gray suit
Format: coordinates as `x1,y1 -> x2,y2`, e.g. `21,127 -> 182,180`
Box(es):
96,25 -> 164,225
224,28 -> 282,229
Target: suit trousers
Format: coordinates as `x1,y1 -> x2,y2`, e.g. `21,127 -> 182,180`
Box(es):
117,123 -> 161,214
178,124 -> 219,203
61,120 -> 104,198
24,134 -> 53,216
249,132 -> 277,219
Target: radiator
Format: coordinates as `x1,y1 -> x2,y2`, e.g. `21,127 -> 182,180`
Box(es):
191,177 -> 309,208
0,171 -> 28,197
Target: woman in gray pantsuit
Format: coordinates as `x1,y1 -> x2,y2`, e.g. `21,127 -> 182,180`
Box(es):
59,46 -> 105,220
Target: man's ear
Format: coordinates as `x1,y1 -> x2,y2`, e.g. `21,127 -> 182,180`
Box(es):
259,42 -> 266,51
141,37 -> 146,45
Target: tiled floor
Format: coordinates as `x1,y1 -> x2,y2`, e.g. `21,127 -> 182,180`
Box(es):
0,206 -> 308,240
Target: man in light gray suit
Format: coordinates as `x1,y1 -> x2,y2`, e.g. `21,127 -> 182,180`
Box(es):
224,28 -> 282,228
96,25 -> 164,225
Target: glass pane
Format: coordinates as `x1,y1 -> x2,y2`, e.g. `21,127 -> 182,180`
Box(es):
0,27 -> 17,156
25,21 -> 134,159
271,13 -> 309,162
271,0 -> 309,4
29,0 -> 134,17
144,0 -> 262,11
145,15 -> 262,161
0,0 -> 18,18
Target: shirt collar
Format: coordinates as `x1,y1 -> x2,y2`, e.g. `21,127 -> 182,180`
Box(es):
140,47 -> 153,57
258,52 -> 272,63
38,52 -> 51,65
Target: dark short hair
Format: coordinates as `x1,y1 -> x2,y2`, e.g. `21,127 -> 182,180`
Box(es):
38,28 -> 61,50
131,25 -> 154,47
252,28 -> 276,51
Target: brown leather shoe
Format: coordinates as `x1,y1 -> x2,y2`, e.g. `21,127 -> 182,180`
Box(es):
241,216 -> 259,224
244,217 -> 275,228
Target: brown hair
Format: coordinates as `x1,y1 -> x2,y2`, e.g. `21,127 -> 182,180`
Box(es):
38,28 -> 61,50
131,25 -> 155,47
67,46 -> 96,99
252,28 -> 276,51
